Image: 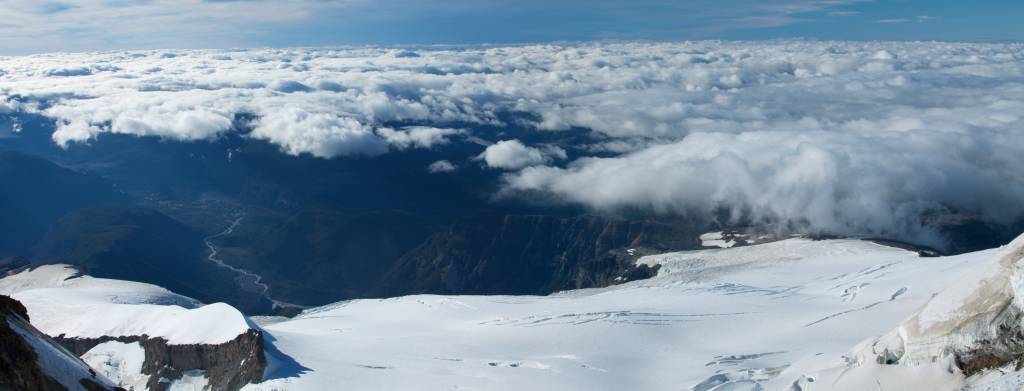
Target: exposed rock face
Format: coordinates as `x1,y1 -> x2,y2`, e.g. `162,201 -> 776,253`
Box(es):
378,213 -> 701,296
1,295 -> 122,391
0,296 -> 50,391
0,294 -> 29,321
55,329 -> 266,391
954,303 -> 1024,376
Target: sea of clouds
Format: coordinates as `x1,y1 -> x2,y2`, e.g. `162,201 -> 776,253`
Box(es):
2,41 -> 1023,244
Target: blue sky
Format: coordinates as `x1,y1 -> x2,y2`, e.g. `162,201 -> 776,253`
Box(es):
0,0 -> 1022,54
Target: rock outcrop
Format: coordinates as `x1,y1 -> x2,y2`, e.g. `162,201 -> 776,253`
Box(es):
55,329 -> 266,391
1,265 -> 267,391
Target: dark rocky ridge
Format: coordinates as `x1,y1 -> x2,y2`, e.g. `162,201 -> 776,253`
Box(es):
218,208 -> 434,306
55,329 -> 265,391
1,295 -> 123,391
377,213 -> 703,296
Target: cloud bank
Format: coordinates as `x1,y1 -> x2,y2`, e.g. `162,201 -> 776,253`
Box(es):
477,140 -> 564,170
2,41 -> 1023,243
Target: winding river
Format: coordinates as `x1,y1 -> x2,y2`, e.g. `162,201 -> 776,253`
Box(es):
204,217 -> 302,310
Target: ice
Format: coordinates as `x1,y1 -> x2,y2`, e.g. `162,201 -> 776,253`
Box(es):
243,238 -> 999,390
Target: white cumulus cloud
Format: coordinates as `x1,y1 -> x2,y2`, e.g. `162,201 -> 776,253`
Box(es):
427,160 -> 457,173
377,126 -> 464,150
477,140 -> 563,170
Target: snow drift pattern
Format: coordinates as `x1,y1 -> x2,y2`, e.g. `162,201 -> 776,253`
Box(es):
2,41 -> 1024,243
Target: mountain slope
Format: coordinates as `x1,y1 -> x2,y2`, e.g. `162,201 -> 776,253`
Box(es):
377,213 -> 702,297
31,206 -> 269,313
796,234 -> 1024,390
6,235 -> 1024,390
0,265 -> 265,391
246,236 -> 993,390
0,151 -> 127,257
217,208 -> 433,306
1,295 -> 122,391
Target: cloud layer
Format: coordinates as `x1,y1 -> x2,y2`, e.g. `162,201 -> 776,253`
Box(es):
2,41 -> 1024,243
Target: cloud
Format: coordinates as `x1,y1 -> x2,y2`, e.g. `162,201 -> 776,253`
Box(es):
42,66 -> 93,77
505,127 -> 1024,247
250,108 -> 388,158
427,160 -> 457,173
828,11 -> 860,17
377,126 -> 464,150
2,41 -> 1024,244
877,18 -> 910,24
0,99 -> 19,114
477,140 -> 559,170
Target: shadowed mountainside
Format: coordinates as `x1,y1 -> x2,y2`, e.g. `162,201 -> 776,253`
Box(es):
0,151 -> 128,257
377,212 -> 702,296
31,206 -> 270,312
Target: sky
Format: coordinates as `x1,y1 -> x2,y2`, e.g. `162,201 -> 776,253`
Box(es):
0,0 -> 1022,54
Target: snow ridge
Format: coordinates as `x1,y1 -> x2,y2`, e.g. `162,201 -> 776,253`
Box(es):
0,265 -> 249,345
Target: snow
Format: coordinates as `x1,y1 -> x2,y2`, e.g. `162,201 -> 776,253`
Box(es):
7,316 -> 117,391
166,370 -> 210,391
8,237 -> 1024,390
0,264 -> 251,345
241,238 -> 1004,390
0,264 -> 199,308
699,231 -> 735,248
82,341 -> 148,391
782,232 -> 1024,390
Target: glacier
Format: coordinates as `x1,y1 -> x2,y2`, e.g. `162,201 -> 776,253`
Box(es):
7,234 -> 1024,390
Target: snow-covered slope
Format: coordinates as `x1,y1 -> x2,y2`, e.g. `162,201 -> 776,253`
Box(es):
0,264 -> 265,391
241,237 -> 1013,390
1,295 -> 120,391
0,264 -> 248,344
6,237 -> 1024,390
792,234 -> 1024,391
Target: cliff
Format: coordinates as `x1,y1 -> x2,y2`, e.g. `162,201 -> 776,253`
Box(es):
55,330 -> 265,391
